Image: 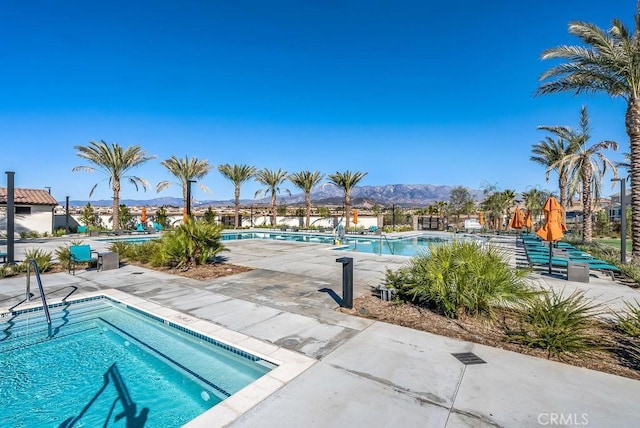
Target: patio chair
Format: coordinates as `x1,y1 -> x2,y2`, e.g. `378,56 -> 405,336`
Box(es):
77,225 -> 88,234
69,244 -> 98,275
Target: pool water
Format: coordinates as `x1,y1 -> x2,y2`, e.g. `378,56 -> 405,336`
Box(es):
221,231 -> 451,256
336,235 -> 449,256
0,298 -> 274,427
98,236 -> 161,244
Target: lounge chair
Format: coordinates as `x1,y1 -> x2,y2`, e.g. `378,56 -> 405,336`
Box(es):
77,225 -> 88,234
69,244 -> 98,275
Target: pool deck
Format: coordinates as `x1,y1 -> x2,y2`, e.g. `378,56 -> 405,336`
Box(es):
1,232 -> 640,427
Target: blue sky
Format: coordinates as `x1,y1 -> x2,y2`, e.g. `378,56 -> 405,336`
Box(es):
0,1 -> 634,204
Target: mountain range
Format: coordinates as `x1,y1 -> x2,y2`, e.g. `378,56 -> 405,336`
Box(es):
67,184 -> 484,208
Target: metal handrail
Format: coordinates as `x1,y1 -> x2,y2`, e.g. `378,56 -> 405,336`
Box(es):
26,259 -> 51,325
378,234 -> 394,255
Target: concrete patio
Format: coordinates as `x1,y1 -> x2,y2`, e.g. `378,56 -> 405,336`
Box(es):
1,233 -> 639,427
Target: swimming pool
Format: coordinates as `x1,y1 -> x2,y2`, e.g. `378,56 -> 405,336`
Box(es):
98,235 -> 161,244
221,231 -> 453,256
0,296 -> 276,427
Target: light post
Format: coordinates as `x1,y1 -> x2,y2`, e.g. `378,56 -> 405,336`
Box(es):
612,178 -> 627,264
6,171 -> 15,263
65,195 -> 70,235
186,180 -> 196,218
392,204 -> 395,231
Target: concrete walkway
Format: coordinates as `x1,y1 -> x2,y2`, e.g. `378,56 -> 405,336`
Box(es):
1,233 -> 640,427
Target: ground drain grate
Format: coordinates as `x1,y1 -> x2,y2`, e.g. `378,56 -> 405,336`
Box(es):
451,352 -> 486,365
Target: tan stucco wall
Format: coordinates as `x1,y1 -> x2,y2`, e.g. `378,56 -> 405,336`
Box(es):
0,205 -> 54,235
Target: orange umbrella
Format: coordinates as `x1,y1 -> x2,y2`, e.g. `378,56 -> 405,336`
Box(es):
536,197 -> 564,242
536,197 -> 564,274
353,209 -> 358,224
509,207 -> 524,229
141,207 -> 147,224
478,211 -> 485,226
524,210 -> 532,230
183,207 -> 188,224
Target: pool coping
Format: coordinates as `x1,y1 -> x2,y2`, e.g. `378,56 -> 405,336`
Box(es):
6,288 -> 316,427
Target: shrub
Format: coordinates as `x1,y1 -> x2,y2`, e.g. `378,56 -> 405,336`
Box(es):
0,263 -> 21,278
20,248 -> 53,272
128,240 -> 163,265
161,220 -> 226,269
505,288 -> 602,359
108,241 -> 132,261
614,300 -> 640,337
385,240 -> 535,319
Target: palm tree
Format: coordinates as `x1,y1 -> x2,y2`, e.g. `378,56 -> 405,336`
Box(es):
547,107 -> 618,242
521,187 -> 551,226
499,189 -> 517,230
616,152 -> 632,181
531,133 -> 579,217
157,155 -> 212,211
288,170 -> 324,228
254,168 -> 290,226
217,164 -> 257,228
327,171 -> 367,229
73,140 -> 155,230
537,6 -> 639,254
434,200 -> 448,230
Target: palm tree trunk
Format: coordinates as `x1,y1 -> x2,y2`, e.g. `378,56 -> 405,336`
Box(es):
234,186 -> 240,229
271,194 -> 277,226
112,180 -> 120,230
626,98 -> 640,259
345,193 -> 351,229
182,186 -> 188,218
559,173 -> 568,221
582,167 -> 592,243
305,192 -> 311,228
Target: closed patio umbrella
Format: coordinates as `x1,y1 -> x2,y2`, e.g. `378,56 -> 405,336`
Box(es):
141,207 -> 147,224
536,197 -> 565,274
183,207 -> 187,224
509,207 -> 524,229
524,209 -> 532,231
479,211 -> 485,226
353,209 -> 358,225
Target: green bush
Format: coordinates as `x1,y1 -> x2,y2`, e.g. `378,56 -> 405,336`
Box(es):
108,241 -> 132,260
385,240 -> 535,319
614,300 -> 640,337
505,289 -> 601,359
0,263 -> 20,278
128,240 -> 163,265
161,220 -> 226,269
20,248 -> 53,272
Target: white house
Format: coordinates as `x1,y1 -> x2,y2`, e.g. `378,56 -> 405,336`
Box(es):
0,187 -> 58,236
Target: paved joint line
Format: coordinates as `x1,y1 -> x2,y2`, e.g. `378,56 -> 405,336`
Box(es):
444,363 -> 466,426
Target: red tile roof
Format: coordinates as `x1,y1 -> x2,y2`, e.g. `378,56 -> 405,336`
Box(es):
0,187 -> 58,206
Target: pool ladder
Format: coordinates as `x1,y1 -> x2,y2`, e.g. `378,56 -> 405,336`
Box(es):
378,234 -> 395,255
26,258 -> 51,325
